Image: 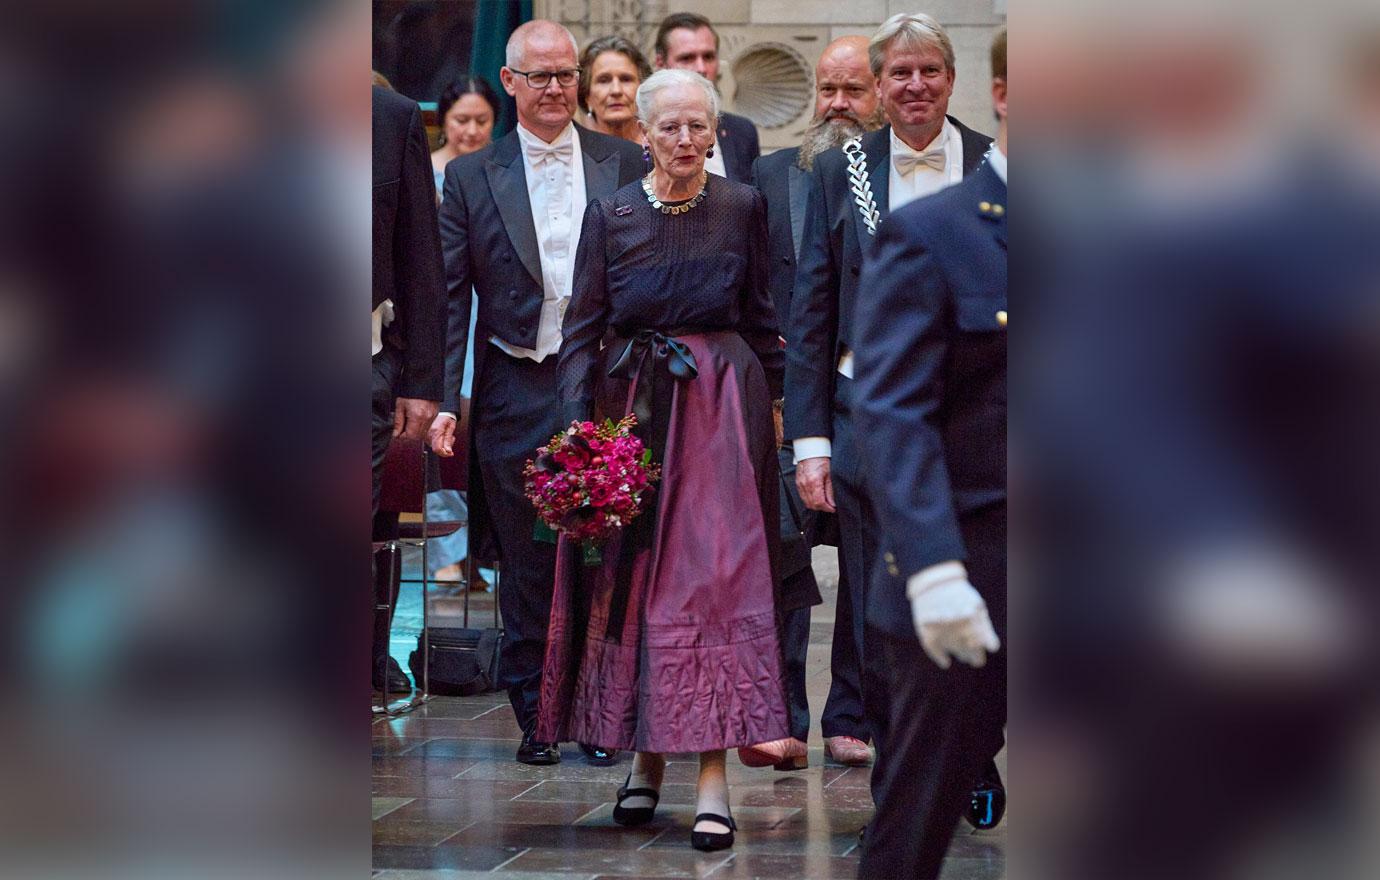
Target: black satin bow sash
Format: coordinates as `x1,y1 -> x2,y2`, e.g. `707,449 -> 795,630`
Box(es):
607,328 -> 700,459
601,327 -> 702,640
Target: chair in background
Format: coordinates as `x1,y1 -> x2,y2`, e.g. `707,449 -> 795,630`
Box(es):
374,433 -> 463,715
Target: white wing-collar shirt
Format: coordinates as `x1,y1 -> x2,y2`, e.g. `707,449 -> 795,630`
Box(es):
491,121 -> 587,362
888,117 -> 964,213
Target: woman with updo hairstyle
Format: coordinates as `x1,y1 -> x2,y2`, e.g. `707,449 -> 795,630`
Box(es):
429,75 -> 500,194
577,35 -> 652,144
536,69 -> 787,853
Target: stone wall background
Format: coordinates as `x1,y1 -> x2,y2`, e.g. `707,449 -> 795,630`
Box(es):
537,0 -> 1004,151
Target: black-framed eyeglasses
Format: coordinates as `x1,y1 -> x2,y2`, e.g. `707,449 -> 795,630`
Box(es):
508,67 -> 580,89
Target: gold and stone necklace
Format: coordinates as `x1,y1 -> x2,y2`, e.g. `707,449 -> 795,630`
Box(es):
642,172 -> 708,215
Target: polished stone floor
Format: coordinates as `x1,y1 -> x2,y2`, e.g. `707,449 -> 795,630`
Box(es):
373,548 -> 1007,879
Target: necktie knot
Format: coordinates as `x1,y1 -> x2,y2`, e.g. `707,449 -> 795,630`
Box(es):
893,142 -> 946,176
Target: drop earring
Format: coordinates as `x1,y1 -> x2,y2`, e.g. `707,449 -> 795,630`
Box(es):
642,144 -> 651,164
706,145 -> 715,158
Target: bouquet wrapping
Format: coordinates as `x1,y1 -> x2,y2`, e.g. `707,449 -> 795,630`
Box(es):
523,415 -> 661,544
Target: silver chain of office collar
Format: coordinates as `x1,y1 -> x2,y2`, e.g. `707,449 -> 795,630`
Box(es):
843,137 -> 880,237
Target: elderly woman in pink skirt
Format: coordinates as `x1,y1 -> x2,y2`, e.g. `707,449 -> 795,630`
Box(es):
535,69 -> 789,852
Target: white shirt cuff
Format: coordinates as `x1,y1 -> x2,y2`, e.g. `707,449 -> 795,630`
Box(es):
370,299 -> 394,357
437,412 -> 456,423
792,437 -> 832,463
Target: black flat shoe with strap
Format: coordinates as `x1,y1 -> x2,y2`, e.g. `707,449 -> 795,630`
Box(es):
690,812 -> 736,851
612,773 -> 660,826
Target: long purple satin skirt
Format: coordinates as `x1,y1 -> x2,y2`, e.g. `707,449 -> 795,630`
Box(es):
535,330 -> 789,752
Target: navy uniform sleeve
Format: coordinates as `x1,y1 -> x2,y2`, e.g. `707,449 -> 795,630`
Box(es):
852,211 -> 967,578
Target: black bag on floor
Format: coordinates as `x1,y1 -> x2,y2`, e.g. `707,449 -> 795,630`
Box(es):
408,625 -> 503,696
408,562 -> 504,696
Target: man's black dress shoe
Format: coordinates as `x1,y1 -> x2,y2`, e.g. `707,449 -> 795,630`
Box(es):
579,743 -> 619,766
372,656 -> 412,693
516,725 -> 560,766
965,760 -> 1006,830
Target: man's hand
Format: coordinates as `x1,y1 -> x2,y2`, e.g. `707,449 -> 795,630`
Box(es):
908,561 -> 1001,669
796,456 -> 836,512
393,397 -> 438,441
428,413 -> 457,456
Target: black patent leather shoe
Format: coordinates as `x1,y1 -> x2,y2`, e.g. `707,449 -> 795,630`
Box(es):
612,773 -> 660,826
579,743 -> 619,766
965,763 -> 1006,830
516,726 -> 560,766
690,812 -> 736,851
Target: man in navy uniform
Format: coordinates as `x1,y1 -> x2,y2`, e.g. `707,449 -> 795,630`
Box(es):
749,35 -> 884,768
430,20 -> 645,766
653,12 -> 759,182
784,12 -> 991,769
850,27 -> 1007,880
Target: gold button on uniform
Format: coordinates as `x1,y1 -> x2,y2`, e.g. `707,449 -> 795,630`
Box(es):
884,551 -> 895,564
979,201 -> 992,213
996,310 -> 1007,327
992,204 -> 1004,216
888,564 -> 900,576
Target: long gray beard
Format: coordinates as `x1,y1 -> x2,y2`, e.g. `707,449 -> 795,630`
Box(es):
796,108 -> 886,171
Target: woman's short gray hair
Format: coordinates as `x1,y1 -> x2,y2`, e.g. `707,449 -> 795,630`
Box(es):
635,69 -> 720,127
869,12 -> 955,77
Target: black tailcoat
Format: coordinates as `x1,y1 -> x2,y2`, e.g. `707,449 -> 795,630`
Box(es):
372,85 -> 445,401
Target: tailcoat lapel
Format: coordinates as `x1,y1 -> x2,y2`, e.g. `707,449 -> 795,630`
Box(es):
787,162 -> 810,260
864,126 -> 892,226
579,128 -> 621,200
485,132 -> 543,288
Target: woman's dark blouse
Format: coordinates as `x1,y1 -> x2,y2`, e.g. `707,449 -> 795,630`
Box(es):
557,175 -> 784,414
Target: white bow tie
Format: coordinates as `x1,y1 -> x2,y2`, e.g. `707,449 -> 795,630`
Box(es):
893,142 -> 946,176
525,137 -> 573,165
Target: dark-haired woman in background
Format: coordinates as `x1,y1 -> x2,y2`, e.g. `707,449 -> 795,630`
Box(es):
578,35 -> 651,145
429,75 -> 500,193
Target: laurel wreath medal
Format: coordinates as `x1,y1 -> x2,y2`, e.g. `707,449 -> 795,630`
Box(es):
842,136 -> 880,237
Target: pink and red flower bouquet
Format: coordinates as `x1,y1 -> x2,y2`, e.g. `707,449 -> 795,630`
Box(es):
523,415 -> 661,544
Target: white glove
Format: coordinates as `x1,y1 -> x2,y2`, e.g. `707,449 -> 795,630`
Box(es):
907,561 -> 1001,669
